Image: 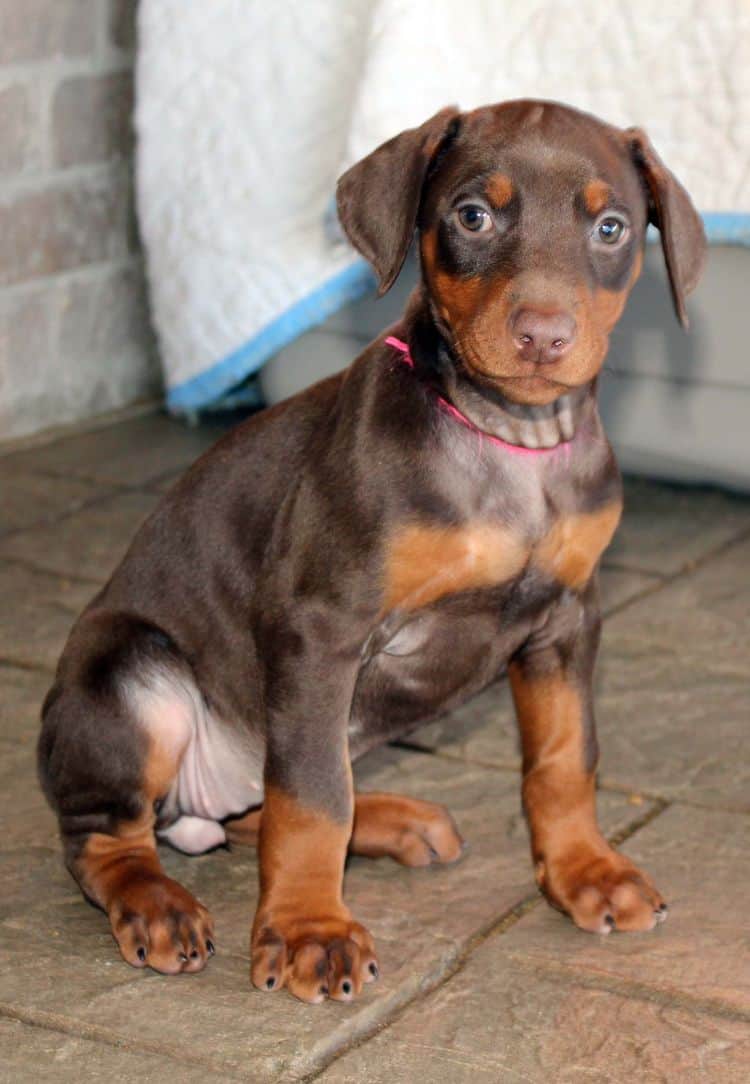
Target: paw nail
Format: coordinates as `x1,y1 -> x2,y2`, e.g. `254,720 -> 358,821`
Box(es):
320,985 -> 329,996
206,939 -> 215,955
369,962 -> 379,979
136,946 -> 146,962
342,980 -> 352,995
604,914 -> 615,928
178,952 -> 188,962
265,976 -> 276,990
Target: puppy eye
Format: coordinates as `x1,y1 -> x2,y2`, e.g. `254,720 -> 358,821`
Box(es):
594,215 -> 628,246
456,205 -> 493,234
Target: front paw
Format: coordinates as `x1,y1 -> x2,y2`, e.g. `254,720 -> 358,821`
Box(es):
109,874 -> 215,974
539,846 -> 668,934
251,908 -> 379,1003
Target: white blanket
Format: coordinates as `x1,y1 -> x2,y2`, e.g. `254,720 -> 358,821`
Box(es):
136,0 -> 750,414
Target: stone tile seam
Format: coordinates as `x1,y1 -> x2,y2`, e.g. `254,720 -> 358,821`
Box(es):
0,483 -> 155,544
0,448 -> 211,513
0,655 -> 55,676
0,398 -> 160,461
392,744 -> 750,816
280,942 -> 473,1082
0,500 -> 120,543
10,465 -> 176,495
600,558 -> 669,578
0,1003 -> 250,1082
504,954 -> 750,1026
603,521 -> 750,619
293,894 -> 543,1084
302,801 -> 674,1081
597,778 -> 750,817
0,554 -> 103,587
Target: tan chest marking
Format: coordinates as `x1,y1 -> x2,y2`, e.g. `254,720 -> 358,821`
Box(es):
383,523 -> 528,612
534,502 -> 622,590
384,503 -> 621,614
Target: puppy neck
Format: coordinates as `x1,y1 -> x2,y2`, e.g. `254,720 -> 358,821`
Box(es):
406,296 -> 597,451
438,353 -> 594,450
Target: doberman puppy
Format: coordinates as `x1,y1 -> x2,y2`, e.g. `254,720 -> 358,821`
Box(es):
38,100 -> 706,1003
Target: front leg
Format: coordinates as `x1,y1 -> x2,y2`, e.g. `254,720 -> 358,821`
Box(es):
509,583 -> 667,934
251,617 -> 378,1003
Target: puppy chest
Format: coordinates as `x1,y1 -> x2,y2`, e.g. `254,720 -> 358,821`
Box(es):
382,502 -> 622,612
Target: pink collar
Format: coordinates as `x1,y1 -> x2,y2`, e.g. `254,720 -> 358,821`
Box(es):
385,335 -> 570,457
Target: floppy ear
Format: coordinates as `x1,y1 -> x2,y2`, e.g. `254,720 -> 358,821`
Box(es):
626,128 -> 707,328
336,107 -> 461,295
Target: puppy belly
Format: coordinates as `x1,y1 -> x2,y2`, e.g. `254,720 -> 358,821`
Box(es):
160,722 -> 265,854
126,663 -> 265,854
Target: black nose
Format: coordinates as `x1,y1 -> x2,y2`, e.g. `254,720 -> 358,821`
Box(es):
510,308 -> 577,364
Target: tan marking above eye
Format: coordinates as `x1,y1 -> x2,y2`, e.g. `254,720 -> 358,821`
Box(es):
485,172 -> 514,209
584,179 -> 611,217
383,523 -> 529,612
533,503 -> 622,590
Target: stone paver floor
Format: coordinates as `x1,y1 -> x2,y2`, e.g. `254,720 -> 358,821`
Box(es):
1,410 -> 748,1082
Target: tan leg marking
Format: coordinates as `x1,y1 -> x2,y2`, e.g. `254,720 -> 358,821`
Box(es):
510,666 -> 666,933
384,523 -> 528,612
225,807 -> 262,846
76,734 -> 214,975
228,794 -> 465,868
352,792 -> 464,866
251,786 -> 378,1003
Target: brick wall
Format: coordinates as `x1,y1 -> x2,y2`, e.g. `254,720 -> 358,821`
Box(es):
0,0 -> 160,444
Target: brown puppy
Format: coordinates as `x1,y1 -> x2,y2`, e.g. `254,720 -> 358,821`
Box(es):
38,100 -> 706,1003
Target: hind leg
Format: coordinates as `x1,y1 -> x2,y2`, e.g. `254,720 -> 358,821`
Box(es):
227,791 -> 465,867
38,616 -> 215,975
78,818 -> 215,974
351,792 -> 465,866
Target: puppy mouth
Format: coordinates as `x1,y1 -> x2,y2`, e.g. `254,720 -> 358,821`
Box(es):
466,365 -> 576,405
440,362 -> 591,447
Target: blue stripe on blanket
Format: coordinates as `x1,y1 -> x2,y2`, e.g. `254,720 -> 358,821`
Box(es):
168,212 -> 750,414
167,259 -> 376,413
647,213 -> 750,245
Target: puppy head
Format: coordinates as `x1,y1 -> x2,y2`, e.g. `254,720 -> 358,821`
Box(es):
337,100 -> 706,406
